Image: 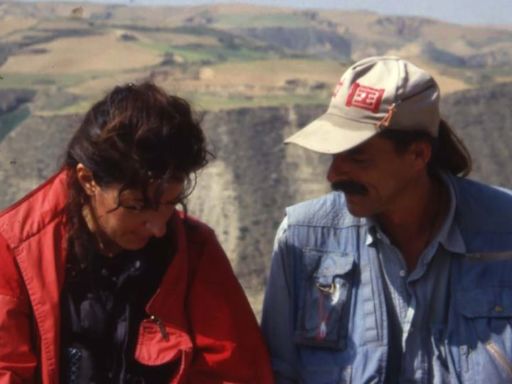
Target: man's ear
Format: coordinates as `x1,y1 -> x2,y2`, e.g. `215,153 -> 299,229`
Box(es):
76,163 -> 97,196
409,140 -> 432,170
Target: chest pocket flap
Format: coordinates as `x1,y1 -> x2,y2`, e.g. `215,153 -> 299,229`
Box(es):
457,287 -> 512,318
455,287 -> 512,381
135,319 -> 192,366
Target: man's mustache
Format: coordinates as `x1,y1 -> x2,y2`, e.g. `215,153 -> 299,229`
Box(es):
331,180 -> 368,196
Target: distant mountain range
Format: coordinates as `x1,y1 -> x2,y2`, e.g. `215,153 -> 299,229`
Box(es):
19,0 -> 512,26
2,2 -> 512,112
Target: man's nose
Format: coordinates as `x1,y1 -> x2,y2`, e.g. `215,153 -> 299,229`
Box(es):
327,154 -> 349,183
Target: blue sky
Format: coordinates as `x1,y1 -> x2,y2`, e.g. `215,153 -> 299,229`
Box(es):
118,0 -> 512,26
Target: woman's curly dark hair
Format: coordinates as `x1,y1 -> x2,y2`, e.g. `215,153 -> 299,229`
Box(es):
64,82 -> 211,268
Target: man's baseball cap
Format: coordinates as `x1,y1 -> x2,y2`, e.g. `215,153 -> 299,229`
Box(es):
285,56 -> 441,154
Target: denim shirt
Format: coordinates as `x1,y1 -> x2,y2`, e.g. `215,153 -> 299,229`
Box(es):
366,172 -> 465,383
262,174 -> 512,383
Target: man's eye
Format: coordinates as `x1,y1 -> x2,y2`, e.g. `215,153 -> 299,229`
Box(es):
351,156 -> 369,164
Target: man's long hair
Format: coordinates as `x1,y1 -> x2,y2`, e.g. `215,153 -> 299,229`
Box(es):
380,119 -> 472,177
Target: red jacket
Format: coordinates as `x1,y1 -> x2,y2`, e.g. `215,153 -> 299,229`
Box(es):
0,171 -> 274,384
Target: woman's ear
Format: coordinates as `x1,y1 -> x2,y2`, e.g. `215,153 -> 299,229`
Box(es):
76,163 -> 97,196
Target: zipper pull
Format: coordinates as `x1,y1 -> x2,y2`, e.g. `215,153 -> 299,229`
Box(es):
149,315 -> 169,341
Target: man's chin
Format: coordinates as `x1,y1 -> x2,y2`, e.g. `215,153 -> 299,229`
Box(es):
346,207 -> 367,218
345,198 -> 371,218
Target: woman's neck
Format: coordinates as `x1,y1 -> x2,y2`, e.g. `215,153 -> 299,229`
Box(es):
81,204 -> 121,257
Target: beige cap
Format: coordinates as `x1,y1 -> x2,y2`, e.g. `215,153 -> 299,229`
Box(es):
285,56 -> 441,154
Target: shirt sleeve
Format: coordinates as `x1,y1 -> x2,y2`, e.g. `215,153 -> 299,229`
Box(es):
0,235 -> 37,384
261,217 -> 299,383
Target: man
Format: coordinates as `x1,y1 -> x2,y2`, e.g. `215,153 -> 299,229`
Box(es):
261,56 -> 512,383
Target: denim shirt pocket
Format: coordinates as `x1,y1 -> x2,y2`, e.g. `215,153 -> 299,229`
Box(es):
456,287 -> 512,381
295,249 -> 355,349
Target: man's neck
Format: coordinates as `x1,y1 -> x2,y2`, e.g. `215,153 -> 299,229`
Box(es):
375,174 -> 448,271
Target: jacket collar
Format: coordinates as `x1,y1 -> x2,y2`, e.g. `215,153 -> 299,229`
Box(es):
145,211 -> 191,331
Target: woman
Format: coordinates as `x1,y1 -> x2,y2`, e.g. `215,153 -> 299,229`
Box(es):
0,83 -> 273,383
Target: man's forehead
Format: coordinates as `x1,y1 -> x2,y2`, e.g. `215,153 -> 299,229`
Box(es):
338,135 -> 379,155
343,145 -> 366,156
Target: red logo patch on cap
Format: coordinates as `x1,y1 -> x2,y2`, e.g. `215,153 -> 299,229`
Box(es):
346,82 -> 384,113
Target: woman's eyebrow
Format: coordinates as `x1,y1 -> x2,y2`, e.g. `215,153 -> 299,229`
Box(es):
160,201 -> 178,206
161,195 -> 183,204
122,195 -> 144,202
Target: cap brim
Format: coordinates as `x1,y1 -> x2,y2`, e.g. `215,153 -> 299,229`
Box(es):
284,112 -> 379,154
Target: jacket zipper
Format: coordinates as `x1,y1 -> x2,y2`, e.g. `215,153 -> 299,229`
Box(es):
485,341 -> 512,378
149,314 -> 170,341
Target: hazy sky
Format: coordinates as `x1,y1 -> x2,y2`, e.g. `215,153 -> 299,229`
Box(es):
121,0 -> 512,26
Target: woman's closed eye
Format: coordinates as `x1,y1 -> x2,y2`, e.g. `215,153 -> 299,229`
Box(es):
122,199 -> 180,212
122,202 -> 146,211
161,197 -> 182,206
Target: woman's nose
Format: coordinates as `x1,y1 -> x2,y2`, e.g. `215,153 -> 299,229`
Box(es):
144,219 -> 167,238
144,207 -> 174,238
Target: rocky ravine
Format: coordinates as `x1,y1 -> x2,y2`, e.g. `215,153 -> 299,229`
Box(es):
2,82 -> 512,314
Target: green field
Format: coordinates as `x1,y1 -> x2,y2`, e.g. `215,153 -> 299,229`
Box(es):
0,73 -> 89,90
170,45 -> 274,63
214,13 -> 312,29
138,40 -> 276,63
187,91 -> 329,111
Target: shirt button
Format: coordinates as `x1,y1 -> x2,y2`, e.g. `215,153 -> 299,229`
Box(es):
399,270 -> 407,277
